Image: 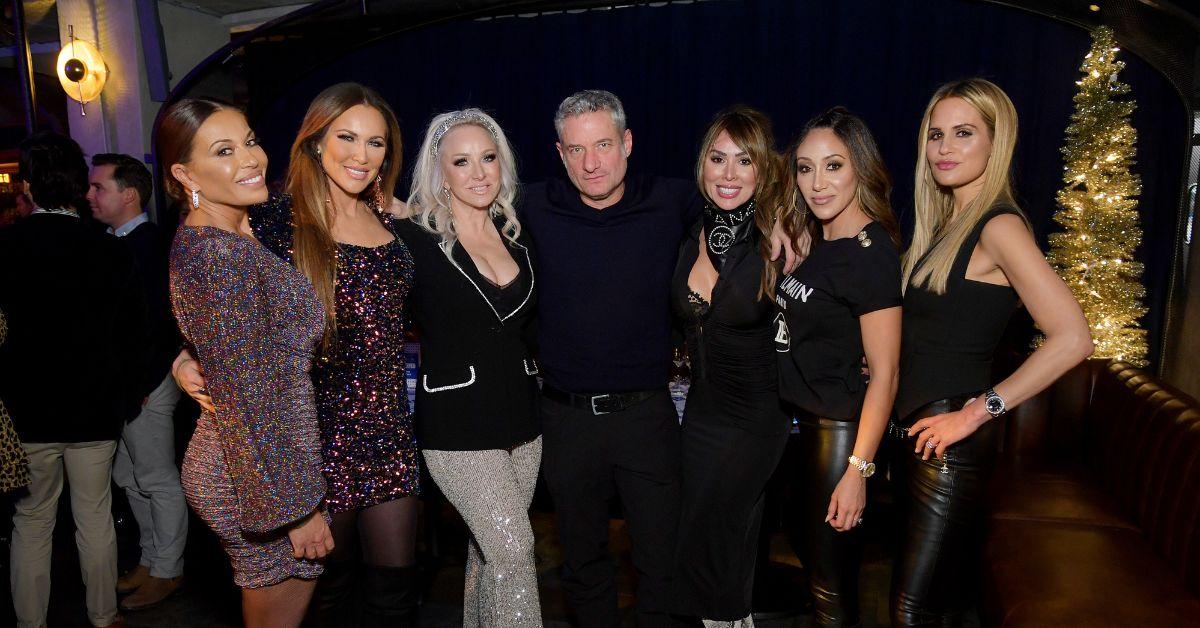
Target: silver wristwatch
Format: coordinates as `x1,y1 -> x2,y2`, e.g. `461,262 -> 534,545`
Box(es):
984,388 -> 1006,417
848,455 -> 876,478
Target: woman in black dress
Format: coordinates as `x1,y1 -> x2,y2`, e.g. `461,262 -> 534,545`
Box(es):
671,106 -> 791,627
774,107 -> 902,627
891,78 -> 1093,626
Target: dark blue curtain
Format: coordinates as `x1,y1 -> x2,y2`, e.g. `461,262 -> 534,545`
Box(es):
248,0 -> 1187,366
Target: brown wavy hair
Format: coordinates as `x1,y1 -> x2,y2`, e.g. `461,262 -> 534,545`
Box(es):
781,106 -> 900,249
286,83 -> 403,348
694,105 -> 784,299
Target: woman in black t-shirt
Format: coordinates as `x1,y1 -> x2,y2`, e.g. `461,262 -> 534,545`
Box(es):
774,107 -> 902,627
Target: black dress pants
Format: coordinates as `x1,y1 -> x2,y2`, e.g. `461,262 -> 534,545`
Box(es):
889,397 -> 1002,627
541,390 -> 683,628
793,415 -> 864,628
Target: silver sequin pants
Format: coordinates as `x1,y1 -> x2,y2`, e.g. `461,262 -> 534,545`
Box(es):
423,437 -> 543,627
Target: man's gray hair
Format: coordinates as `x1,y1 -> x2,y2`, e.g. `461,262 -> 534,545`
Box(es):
554,89 -> 627,139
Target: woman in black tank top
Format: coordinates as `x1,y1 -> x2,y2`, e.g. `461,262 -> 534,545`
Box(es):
890,79 -> 1093,627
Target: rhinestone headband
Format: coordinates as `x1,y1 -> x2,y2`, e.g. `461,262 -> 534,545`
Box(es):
430,112 -> 500,157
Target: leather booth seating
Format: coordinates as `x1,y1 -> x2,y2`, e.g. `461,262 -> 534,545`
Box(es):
983,359 -> 1200,627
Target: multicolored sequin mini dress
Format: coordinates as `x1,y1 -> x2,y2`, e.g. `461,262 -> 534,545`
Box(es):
250,195 -> 419,513
169,225 -> 328,588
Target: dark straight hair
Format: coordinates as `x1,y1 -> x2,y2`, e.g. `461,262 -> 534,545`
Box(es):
156,98 -> 234,204
92,153 -> 153,209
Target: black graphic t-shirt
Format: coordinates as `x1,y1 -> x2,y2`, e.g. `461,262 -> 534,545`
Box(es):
774,221 -> 901,421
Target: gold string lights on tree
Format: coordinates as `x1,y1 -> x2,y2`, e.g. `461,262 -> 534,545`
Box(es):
1046,25 -> 1148,366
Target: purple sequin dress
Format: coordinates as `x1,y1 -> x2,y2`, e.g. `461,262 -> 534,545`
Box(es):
169,226 -> 327,588
249,196 -> 418,513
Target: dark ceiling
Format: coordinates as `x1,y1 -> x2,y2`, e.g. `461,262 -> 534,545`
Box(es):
179,0 -> 1200,107
3,0 -> 1199,106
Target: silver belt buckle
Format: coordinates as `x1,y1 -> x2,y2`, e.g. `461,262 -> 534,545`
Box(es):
590,394 -> 611,415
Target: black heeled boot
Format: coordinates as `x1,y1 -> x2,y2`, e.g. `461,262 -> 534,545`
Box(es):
307,559 -> 360,627
361,564 -> 421,628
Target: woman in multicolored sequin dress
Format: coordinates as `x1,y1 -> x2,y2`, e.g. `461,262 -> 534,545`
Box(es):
161,99 -> 333,627
173,83 -> 420,625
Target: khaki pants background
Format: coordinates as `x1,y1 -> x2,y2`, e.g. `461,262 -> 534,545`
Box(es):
10,440 -> 119,628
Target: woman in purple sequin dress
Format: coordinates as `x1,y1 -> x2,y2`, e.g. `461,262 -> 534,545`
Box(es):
161,100 -> 333,627
174,84 -> 420,625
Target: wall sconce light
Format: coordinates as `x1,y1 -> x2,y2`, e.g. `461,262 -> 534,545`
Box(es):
56,25 -> 107,116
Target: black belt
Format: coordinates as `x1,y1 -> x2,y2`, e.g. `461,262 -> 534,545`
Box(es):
542,385 -> 659,416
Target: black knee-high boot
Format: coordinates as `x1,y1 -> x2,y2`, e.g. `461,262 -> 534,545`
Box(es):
307,559 -> 360,627
361,564 -> 421,628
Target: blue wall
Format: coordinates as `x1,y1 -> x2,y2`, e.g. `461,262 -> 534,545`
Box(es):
246,0 -> 1188,365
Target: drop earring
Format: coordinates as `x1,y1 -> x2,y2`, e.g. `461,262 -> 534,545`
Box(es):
191,189 -> 199,209
373,175 -> 385,210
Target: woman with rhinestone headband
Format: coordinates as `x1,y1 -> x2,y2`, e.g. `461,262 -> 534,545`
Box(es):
393,108 -> 542,626
172,82 -> 421,626
669,106 -> 792,626
772,107 -> 903,627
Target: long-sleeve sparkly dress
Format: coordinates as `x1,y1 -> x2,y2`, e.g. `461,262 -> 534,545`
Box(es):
248,195 -> 418,512
169,225 -> 327,588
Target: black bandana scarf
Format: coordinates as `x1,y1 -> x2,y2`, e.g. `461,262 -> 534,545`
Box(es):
702,198 -> 757,273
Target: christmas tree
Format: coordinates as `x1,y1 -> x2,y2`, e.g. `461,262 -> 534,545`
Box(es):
1047,25 -> 1148,366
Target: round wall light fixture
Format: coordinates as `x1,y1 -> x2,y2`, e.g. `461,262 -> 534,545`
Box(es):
56,25 -> 107,116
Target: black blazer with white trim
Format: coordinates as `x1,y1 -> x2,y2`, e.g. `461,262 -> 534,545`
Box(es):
395,216 -> 540,451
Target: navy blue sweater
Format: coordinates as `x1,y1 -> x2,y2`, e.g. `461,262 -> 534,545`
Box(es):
521,174 -> 701,393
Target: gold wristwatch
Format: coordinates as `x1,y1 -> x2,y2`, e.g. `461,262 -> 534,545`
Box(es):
848,455 -> 876,478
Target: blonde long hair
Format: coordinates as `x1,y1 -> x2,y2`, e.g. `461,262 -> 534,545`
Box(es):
407,109 -> 521,261
286,83 -> 403,347
694,105 -> 784,299
902,78 -> 1027,295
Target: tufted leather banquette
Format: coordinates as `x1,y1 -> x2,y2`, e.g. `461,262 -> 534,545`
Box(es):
982,359 -> 1200,627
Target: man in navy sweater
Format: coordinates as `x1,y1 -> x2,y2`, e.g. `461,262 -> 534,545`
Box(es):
525,90 -> 796,626
87,154 -> 187,611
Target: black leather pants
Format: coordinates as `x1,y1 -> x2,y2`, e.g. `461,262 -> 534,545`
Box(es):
888,396 -> 1002,628
793,415 -> 864,628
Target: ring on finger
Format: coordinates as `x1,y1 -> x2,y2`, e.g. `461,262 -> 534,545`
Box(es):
925,440 -> 936,449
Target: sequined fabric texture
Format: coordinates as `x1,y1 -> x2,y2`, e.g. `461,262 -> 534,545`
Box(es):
0,309 -> 31,493
251,196 -> 419,513
169,226 -> 327,588
422,438 -> 543,627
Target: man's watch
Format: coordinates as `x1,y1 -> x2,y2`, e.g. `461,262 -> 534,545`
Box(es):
984,388 -> 1007,418
848,455 -> 876,478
